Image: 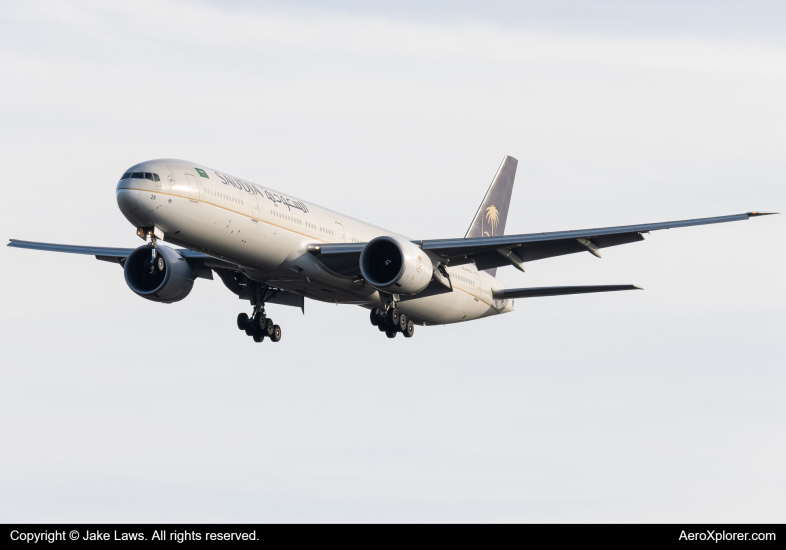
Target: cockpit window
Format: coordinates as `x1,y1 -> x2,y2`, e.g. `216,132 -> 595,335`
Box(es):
120,171 -> 161,182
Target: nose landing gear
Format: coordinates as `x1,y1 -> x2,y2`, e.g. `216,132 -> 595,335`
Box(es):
143,234 -> 165,274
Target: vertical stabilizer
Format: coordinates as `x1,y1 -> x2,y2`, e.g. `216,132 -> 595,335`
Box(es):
465,155 -> 518,276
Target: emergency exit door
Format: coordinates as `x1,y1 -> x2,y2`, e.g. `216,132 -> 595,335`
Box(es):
335,222 -> 346,242
185,173 -> 200,201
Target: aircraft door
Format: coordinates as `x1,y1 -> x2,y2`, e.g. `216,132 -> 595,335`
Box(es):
250,193 -> 260,219
335,222 -> 346,242
472,269 -> 482,298
185,173 -> 200,201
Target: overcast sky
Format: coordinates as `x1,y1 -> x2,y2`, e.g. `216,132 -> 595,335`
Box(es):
0,0 -> 784,522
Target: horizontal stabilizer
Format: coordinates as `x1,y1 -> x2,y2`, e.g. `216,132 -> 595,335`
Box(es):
492,284 -> 642,299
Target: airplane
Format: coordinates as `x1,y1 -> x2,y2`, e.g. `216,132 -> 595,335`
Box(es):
7,156 -> 777,343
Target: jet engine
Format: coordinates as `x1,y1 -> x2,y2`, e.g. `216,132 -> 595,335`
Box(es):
124,245 -> 195,303
359,236 -> 433,295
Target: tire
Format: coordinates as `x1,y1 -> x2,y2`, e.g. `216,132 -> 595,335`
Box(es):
387,308 -> 400,326
237,312 -> 249,330
253,332 -> 265,343
271,325 -> 282,342
398,313 -> 407,332
245,326 -> 255,336
255,315 -> 267,332
385,329 -> 397,338
156,255 -> 165,272
370,309 -> 379,326
403,319 -> 415,338
265,318 -> 276,337
377,322 -> 388,332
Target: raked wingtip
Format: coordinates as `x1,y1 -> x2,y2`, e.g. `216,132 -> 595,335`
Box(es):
747,211 -> 779,217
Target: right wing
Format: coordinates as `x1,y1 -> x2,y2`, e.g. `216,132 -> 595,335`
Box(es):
7,238 -> 305,309
7,238 -> 231,281
7,239 -> 136,262
7,239 -> 215,264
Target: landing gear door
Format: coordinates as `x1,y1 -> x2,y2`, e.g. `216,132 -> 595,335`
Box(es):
335,222 -> 346,242
185,173 -> 200,201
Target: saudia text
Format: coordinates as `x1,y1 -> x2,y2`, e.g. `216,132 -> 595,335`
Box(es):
215,172 -> 308,214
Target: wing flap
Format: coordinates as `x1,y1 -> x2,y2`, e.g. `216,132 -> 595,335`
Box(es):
306,243 -> 365,277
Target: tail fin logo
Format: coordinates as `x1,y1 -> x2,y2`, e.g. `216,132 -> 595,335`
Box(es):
484,205 -> 500,237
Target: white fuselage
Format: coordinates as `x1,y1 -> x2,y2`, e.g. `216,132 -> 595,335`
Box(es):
116,159 -> 514,325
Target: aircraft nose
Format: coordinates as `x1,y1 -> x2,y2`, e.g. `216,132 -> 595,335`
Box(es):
116,188 -> 148,227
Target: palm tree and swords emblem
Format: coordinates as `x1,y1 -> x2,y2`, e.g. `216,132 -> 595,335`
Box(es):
483,205 -> 500,236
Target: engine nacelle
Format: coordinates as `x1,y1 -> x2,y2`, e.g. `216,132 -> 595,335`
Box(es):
360,236 -> 433,295
124,245 -> 195,303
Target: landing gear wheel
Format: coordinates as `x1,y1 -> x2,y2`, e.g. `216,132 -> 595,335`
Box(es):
255,314 -> 267,332
398,313 -> 408,333
237,313 -> 249,330
377,322 -> 388,332
264,318 -> 276,337
270,325 -> 282,342
387,308 -> 400,327
245,326 -> 255,336
385,329 -> 397,338
370,309 -> 379,326
403,319 -> 415,338
252,332 -> 265,343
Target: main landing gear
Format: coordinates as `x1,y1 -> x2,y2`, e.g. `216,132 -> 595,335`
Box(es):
236,283 -> 282,343
237,311 -> 282,343
370,306 -> 415,339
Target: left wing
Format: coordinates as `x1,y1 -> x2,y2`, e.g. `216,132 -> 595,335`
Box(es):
420,211 -> 777,270
309,211 -> 777,275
